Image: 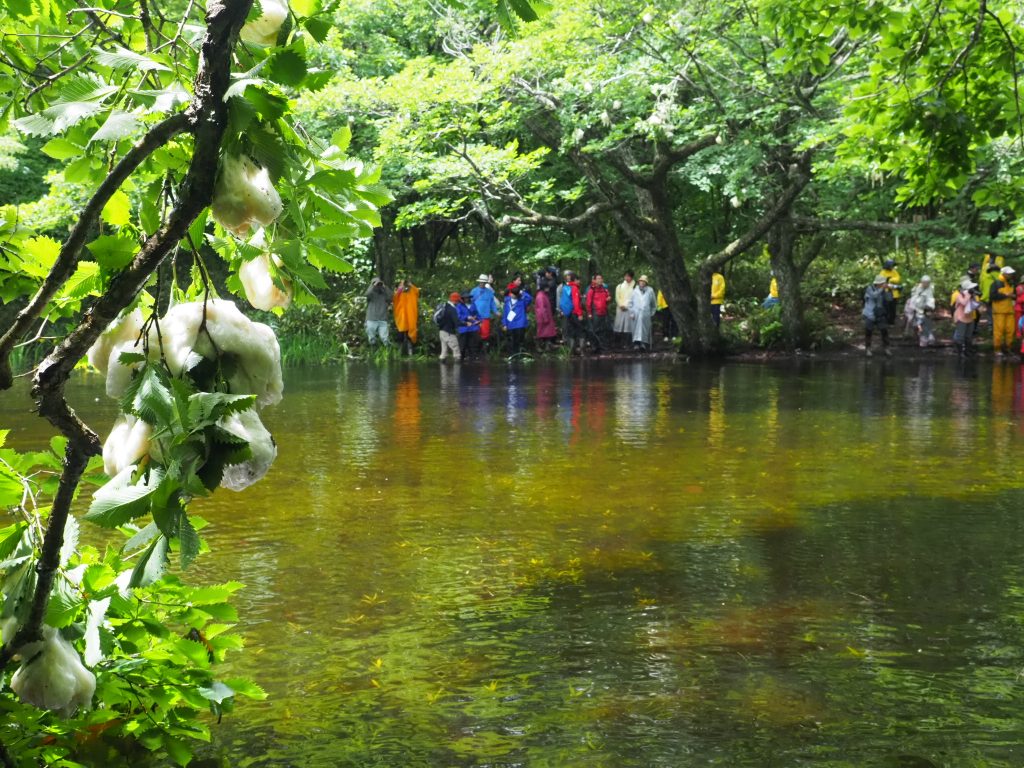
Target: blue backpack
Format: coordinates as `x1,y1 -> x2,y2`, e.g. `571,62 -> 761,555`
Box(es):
559,284 -> 575,315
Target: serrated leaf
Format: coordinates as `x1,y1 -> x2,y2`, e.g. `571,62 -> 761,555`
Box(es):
101,189 -> 132,227
129,534 -> 167,588
267,50 -> 307,87
91,111 -> 143,143
93,46 -> 171,73
303,17 -> 332,42
86,466 -> 165,528
123,521 -> 159,552
0,465 -> 22,507
179,516 -> 201,568
306,243 -> 351,273
132,365 -> 176,426
187,392 -> 256,427
45,575 -> 82,628
187,582 -> 244,605
20,236 -> 61,278
87,234 -> 137,271
225,678 -> 267,699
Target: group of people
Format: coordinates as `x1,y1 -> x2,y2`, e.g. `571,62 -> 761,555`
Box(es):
365,265 -> 736,361
432,269 -> 668,362
862,256 -> 1024,358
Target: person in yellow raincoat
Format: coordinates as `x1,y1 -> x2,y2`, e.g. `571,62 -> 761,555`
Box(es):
879,259 -> 900,325
656,289 -> 678,341
989,266 -> 1016,355
710,271 -> 726,326
393,278 -> 420,355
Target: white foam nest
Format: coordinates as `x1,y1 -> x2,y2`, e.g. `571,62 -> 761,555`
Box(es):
211,155 -> 283,237
219,408 -> 277,491
10,626 -> 95,717
240,252 -> 292,311
102,415 -> 153,477
87,308 -> 145,391
240,0 -> 289,46
88,300 -> 283,407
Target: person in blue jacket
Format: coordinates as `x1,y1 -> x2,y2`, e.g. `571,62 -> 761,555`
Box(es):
502,286 -> 533,357
456,291 -> 481,359
470,275 -> 498,354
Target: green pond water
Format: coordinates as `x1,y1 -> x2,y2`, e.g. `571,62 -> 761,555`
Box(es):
5,359 -> 1024,767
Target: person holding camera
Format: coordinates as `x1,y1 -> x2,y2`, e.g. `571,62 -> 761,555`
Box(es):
862,274 -> 894,357
365,277 -> 392,348
953,278 -> 983,357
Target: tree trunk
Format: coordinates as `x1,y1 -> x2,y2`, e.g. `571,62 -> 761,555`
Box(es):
768,213 -> 806,350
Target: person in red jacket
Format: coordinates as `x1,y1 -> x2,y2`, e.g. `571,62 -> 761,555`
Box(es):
558,271 -> 585,355
585,273 -> 611,353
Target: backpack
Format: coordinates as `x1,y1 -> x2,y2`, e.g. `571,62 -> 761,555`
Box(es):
432,302 -> 446,326
558,284 -> 575,316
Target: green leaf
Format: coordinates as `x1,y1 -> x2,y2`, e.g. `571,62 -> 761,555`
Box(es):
267,50 -> 307,87
131,365 -> 176,426
306,243 -> 352,273
198,680 -> 234,704
20,236 -> 61,278
179,516 -> 201,568
187,392 -> 256,427
129,533 -> 168,588
101,189 -> 132,227
41,137 -> 84,160
45,575 -> 83,628
83,596 -> 110,667
330,125 -> 351,153
90,111 -> 143,143
291,0 -> 320,16
86,466 -> 166,528
224,678 -> 268,700
93,46 -> 171,73
86,234 -> 137,271
303,17 -> 332,43
0,465 -> 22,507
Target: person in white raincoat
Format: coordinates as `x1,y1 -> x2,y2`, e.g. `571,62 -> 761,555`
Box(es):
907,275 -> 936,347
629,275 -> 658,351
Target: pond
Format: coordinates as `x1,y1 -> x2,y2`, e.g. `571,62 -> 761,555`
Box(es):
5,359 -> 1024,767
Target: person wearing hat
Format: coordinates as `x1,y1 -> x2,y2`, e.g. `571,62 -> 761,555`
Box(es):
989,265 -> 1016,355
862,273 -> 894,357
436,292 -> 462,362
456,291 -> 481,359
710,269 -> 726,326
629,275 -> 658,351
470,274 -> 498,352
365,277 -> 392,349
953,278 -> 982,357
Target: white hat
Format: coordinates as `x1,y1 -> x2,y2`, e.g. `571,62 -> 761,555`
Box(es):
961,278 -> 977,290
477,273 -> 489,282
1001,266 -> 1015,275
920,275 -> 931,283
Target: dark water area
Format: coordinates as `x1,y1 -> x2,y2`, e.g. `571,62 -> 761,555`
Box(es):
4,359 -> 1024,767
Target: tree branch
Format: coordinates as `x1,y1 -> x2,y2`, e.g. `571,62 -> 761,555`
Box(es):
499,200 -> 614,229
0,0 -> 252,673
702,155 -> 812,273
0,111 -> 190,390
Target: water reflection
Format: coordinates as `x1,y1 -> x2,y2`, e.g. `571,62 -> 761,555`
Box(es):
4,360 -> 1024,767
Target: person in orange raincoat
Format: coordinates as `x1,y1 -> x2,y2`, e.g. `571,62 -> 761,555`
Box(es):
393,278 -> 420,355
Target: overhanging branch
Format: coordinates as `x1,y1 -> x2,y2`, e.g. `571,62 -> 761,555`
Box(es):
0,111 -> 190,390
